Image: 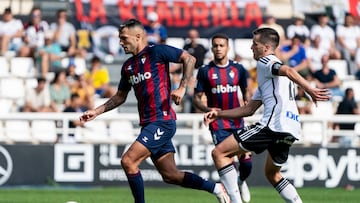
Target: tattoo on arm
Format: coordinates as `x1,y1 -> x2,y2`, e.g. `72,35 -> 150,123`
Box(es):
103,98 -> 118,112
180,54 -> 195,88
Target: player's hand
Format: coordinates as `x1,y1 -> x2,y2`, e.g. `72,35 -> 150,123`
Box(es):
79,110 -> 97,123
308,88 -> 331,106
171,87 -> 186,105
203,109 -> 220,126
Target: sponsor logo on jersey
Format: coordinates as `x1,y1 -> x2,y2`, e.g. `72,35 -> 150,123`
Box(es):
229,70 -> 235,78
286,111 -> 299,122
211,84 -> 237,94
129,72 -> 152,85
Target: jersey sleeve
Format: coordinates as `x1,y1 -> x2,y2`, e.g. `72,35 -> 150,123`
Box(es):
194,67 -> 206,92
238,65 -> 248,88
251,89 -> 262,100
155,44 -> 183,63
118,62 -> 132,92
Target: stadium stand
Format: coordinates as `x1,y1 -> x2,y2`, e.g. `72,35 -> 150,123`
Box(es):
31,120 -> 57,143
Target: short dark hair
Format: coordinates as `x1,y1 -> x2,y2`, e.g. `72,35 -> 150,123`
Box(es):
91,55 -> 101,64
252,27 -> 280,49
4,7 -> 11,13
211,33 -> 229,44
119,19 -> 144,32
71,93 -> 80,100
37,76 -> 46,83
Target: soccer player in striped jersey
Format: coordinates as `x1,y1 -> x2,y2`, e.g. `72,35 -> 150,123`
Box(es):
80,19 -> 229,203
194,33 -> 252,203
204,28 -> 331,203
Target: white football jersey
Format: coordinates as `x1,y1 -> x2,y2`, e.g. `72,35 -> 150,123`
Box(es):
252,55 -> 301,139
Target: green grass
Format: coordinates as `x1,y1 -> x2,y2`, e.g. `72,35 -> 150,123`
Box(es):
0,186 -> 359,203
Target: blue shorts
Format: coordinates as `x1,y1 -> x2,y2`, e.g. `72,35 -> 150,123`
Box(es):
211,129 -> 238,145
136,120 -> 176,161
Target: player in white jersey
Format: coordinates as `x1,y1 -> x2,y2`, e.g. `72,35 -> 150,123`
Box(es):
204,27 -> 331,203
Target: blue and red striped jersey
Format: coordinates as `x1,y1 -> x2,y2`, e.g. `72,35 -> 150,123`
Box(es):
118,44 -> 182,126
195,60 -> 248,131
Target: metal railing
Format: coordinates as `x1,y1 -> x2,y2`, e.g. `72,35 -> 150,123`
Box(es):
0,113 -> 359,147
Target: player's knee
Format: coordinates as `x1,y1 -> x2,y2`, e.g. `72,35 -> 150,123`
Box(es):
265,169 -> 281,185
120,155 -> 132,171
161,172 -> 176,184
211,147 -> 221,162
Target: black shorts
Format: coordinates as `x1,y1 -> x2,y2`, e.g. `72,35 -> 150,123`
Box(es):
233,122 -> 296,165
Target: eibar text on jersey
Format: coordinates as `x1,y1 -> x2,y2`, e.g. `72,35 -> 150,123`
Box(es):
129,72 -> 152,85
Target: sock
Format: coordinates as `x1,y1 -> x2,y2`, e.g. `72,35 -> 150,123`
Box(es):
274,178 -> 303,203
126,171 -> 145,203
238,155 -> 252,182
181,171 -> 215,193
219,164 -> 242,203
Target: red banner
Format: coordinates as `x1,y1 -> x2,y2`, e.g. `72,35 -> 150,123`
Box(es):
70,0 -> 267,38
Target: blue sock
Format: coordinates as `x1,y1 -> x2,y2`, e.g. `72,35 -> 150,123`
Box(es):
238,156 -> 252,181
126,171 -> 145,203
181,172 -> 215,193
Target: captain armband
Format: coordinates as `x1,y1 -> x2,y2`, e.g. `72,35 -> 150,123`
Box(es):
271,62 -> 283,76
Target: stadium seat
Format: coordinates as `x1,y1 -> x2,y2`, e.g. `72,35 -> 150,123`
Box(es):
166,37 -> 185,49
328,59 -> 350,81
108,120 -> 137,144
61,57 -> 87,75
302,122 -> 324,145
5,120 -> 36,144
0,78 -> 25,100
9,57 -> 36,78
234,38 -> 253,60
0,99 -> 14,113
81,120 -> 109,143
0,57 -> 10,77
0,121 -> 9,143
341,80 -> 360,102
311,101 -> 335,117
31,120 -> 57,143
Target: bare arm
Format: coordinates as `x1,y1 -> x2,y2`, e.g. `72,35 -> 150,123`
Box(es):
171,51 -> 196,105
278,64 -> 331,105
204,100 -> 262,125
193,91 -> 210,112
80,89 -> 128,122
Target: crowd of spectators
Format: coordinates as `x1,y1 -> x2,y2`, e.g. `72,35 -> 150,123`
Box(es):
1,7 -> 360,118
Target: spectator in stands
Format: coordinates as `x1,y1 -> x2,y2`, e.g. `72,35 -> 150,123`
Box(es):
71,74 -> 95,111
286,13 -> 310,45
60,92 -> 85,143
36,31 -> 63,76
144,12 -> 167,44
65,60 -> 78,88
259,13 -> 286,44
312,54 -> 343,99
182,28 -> 208,113
334,88 -> 359,147
49,70 -> 71,112
310,13 -> 341,60
306,35 -> 329,73
280,35 -> 309,79
18,6 -> 49,58
0,7 -> 23,56
50,9 -> 77,57
336,13 -> 360,75
22,76 -> 56,112
85,56 -> 115,98
183,28 -> 208,69
295,85 -> 312,115
355,49 -> 360,80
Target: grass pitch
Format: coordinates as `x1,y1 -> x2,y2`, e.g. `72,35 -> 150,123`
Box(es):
0,186 -> 358,203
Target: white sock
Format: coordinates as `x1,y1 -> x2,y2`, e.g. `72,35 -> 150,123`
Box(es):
219,164 -> 243,203
275,178 -> 302,203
